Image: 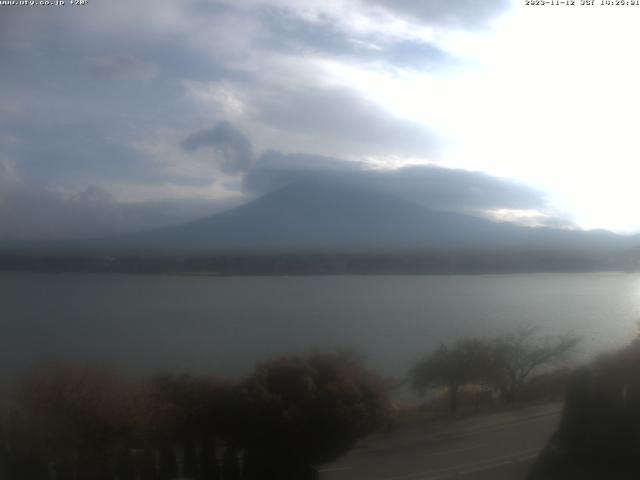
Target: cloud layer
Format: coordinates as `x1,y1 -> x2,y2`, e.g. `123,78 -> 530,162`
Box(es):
244,149 -> 546,211
362,0 -> 511,27
0,0 -> 532,241
1,117 -> 561,241
181,122 -> 254,174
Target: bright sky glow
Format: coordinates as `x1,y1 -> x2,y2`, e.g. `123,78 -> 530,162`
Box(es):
322,2 -> 640,232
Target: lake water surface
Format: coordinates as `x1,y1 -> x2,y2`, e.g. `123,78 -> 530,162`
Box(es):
2,272 -> 640,382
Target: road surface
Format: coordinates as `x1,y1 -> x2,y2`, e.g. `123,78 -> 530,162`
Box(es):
319,402 -> 562,480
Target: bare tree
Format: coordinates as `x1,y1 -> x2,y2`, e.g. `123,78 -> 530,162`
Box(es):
492,326 -> 581,402
411,339 -> 495,414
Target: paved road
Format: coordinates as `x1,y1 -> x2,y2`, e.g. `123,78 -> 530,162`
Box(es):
319,403 -> 562,480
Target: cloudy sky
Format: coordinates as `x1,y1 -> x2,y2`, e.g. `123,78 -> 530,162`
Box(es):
2,0 -> 640,240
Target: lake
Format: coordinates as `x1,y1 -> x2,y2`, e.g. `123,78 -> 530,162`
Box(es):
1,271 -> 639,383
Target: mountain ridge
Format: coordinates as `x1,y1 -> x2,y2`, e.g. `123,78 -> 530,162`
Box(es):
72,179 -> 633,256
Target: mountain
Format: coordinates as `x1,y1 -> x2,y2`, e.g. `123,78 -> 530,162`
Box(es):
80,180 -> 632,256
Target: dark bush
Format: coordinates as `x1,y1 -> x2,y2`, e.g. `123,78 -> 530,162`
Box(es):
233,352 -> 392,480
518,367 -> 572,403
529,340 -> 640,479
126,373 -> 230,480
3,352 -> 390,480
11,363 -> 130,480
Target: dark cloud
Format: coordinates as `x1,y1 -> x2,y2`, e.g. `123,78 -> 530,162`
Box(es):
0,113 -> 165,186
256,6 -> 451,69
243,150 -> 364,195
366,165 -> 548,212
0,0 -> 537,242
0,0 -> 446,201
0,141 -> 560,242
70,185 -> 115,205
255,85 -> 438,157
89,55 -> 158,81
0,159 -> 18,185
0,21 -> 219,188
0,184 -> 237,243
181,121 -> 254,174
244,149 -> 551,215
362,0 -> 512,28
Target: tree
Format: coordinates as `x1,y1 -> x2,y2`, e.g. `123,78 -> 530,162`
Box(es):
491,326 -> 580,402
14,363 -> 129,480
233,351 -> 391,480
411,338 -> 495,414
126,373 -> 229,479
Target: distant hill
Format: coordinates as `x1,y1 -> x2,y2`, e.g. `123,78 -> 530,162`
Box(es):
84,179 -> 632,254
2,180 -> 639,274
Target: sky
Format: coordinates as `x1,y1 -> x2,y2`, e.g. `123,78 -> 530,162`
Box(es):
2,0 -> 640,240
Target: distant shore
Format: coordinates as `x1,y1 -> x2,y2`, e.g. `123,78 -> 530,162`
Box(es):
0,250 -> 631,276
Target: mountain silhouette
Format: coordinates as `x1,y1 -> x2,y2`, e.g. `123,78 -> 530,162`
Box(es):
90,180 -> 630,256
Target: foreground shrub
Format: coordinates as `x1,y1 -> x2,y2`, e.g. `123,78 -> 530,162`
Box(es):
233,352 -> 392,480
529,340 -> 640,479
127,373 -> 230,479
3,352 -> 391,480
10,363 -> 130,480
518,367 -> 572,403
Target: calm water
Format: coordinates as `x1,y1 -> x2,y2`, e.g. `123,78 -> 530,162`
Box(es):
2,272 -> 640,381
